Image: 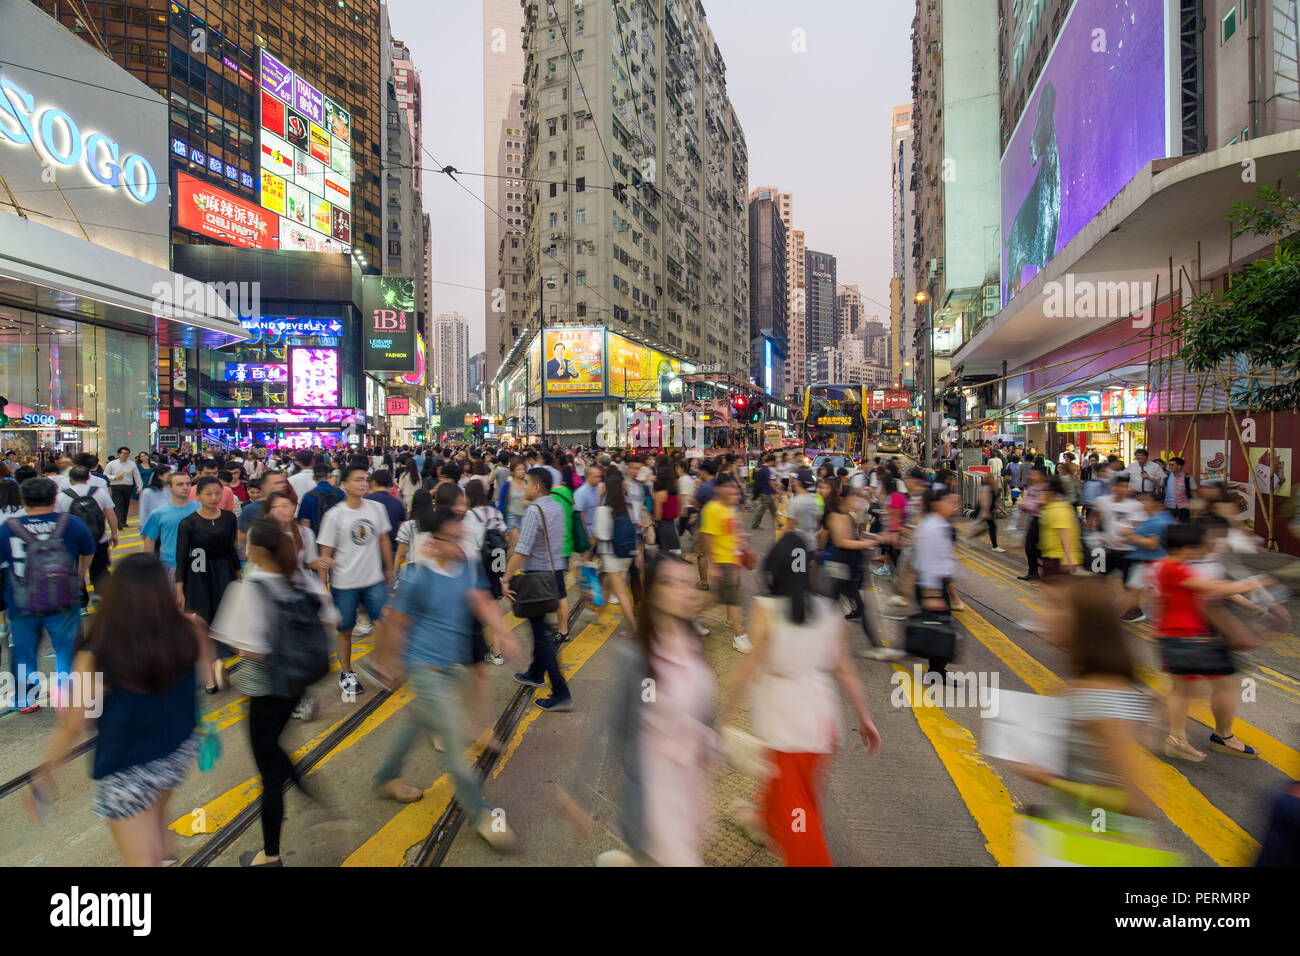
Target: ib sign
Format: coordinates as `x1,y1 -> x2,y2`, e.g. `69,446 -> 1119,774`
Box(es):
361,276 -> 417,373
0,78 -> 158,202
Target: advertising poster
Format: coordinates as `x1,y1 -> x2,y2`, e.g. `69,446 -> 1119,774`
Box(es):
361,276 -> 417,372
259,50 -> 292,101
400,334 -> 427,387
289,347 -> 339,407
1000,0 -> 1168,303
310,123 -> 331,163
528,336 -> 542,402
386,396 -> 410,416
310,196 -> 332,236
607,331 -> 680,400
325,169 -> 351,206
279,217 -> 348,253
224,364 -> 287,383
1199,439 -> 1228,484
329,137 -> 352,177
260,131 -> 294,178
1248,447 -> 1292,499
293,150 -> 325,196
260,89 -> 286,137
292,74 -> 324,125
260,170 -> 286,215
284,181 -> 310,225
175,172 -> 278,250
285,109 -> 310,151
330,207 -> 351,243
543,327 -> 604,397
325,98 -> 351,144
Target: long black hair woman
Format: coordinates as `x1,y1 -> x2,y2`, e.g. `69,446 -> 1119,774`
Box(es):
33,553 -> 213,865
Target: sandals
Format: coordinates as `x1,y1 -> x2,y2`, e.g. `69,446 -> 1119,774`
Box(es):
1208,733 -> 1259,759
1163,735 -> 1205,763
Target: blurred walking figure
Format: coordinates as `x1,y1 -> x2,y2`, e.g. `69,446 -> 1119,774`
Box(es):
370,510 -> 519,851
560,554 -> 716,865
963,472 -> 1006,552
33,554 -> 213,865
720,534 -> 880,866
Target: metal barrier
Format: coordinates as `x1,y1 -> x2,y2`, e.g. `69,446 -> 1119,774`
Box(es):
960,471 -> 983,517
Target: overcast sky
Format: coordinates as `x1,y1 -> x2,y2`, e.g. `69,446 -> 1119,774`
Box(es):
386,0 -> 914,354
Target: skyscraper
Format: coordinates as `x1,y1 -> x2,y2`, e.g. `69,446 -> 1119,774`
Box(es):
483,0 -> 527,386
432,312 -> 470,405
890,103 -> 915,387
805,249 -> 837,361
787,227 -> 807,398
747,189 -> 787,397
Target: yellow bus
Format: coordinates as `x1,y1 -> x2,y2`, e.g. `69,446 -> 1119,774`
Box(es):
802,384 -> 868,458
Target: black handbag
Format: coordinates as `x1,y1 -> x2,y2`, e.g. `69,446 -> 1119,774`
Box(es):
510,504 -> 561,619
1159,635 -> 1235,676
904,610 -> 957,662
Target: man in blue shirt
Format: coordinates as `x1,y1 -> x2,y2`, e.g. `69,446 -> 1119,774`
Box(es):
750,454 -> 777,530
365,469 -> 407,549
573,465 -> 603,555
692,460 -> 718,588
296,464 -> 342,533
0,477 -> 96,711
370,510 -> 518,851
141,471 -> 200,585
1117,492 -> 1175,623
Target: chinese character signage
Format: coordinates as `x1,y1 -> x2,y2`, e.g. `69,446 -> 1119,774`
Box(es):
289,347 -> 339,407
175,172 -> 278,250
361,276 -> 417,372
224,363 -> 288,383
258,49 -> 350,253
1056,394 -> 1102,420
543,327 -> 604,397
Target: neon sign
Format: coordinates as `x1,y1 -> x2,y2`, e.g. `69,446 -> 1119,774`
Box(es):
0,77 -> 158,202
239,316 -> 343,338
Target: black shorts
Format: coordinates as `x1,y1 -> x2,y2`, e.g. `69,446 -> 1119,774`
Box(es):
1105,551 -> 1132,579
471,619 -> 488,662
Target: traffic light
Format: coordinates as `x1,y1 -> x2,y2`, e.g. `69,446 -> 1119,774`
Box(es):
747,396 -> 764,424
730,394 -> 747,419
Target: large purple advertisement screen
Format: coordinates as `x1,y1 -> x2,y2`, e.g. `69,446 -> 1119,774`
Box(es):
1001,0 -> 1168,305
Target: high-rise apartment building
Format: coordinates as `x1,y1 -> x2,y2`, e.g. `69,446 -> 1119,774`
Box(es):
432,312 -> 470,405
787,227 -> 806,398
512,0 -> 750,391
468,351 -> 487,402
747,189 -> 787,397
34,0 -> 384,266
495,85 -> 529,385
835,283 -> 864,339
381,9 -> 426,318
911,0 -> 999,407
483,0 -> 528,386
804,249 -> 837,359
890,103 -> 915,388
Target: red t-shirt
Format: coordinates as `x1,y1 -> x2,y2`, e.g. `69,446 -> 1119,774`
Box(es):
1153,559 -> 1207,637
888,491 -> 908,532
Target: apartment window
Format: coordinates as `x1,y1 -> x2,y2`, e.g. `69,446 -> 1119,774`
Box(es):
547,57 -> 558,74
574,49 -> 584,64
549,182 -> 557,197
549,212 -> 558,227
549,91 -> 557,106
575,115 -> 586,130
576,270 -> 586,286
577,302 -> 587,317
512,292 -> 519,301
1222,7 -> 1237,42
388,240 -> 401,256
511,238 -> 519,248
576,146 -> 586,160
547,117 -> 557,136
576,176 -> 585,192
549,151 -> 557,167
575,208 -> 586,223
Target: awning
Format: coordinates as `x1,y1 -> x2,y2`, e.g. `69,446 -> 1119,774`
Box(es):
955,129 -> 1300,375
0,212 -> 248,348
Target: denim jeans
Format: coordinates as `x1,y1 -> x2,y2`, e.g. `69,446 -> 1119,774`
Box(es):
9,606 -> 81,708
526,615 -> 569,699
373,667 -> 487,819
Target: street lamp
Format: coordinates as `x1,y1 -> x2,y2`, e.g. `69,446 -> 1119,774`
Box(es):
539,274 -> 557,448
915,290 -> 934,465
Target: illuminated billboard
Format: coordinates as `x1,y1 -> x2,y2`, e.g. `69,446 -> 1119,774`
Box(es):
543,327 -> 604,397
1001,0 -> 1171,304
607,331 -> 680,401
289,347 -> 339,407
175,172 -> 278,250
258,49 -> 351,253
224,363 -> 287,383
361,276 -> 417,372
199,407 -> 358,426
1056,394 -> 1102,420
386,396 -> 410,416
400,334 -> 427,387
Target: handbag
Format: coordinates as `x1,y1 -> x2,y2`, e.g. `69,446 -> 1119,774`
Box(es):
1014,806 -> 1182,867
1159,635 -> 1235,676
904,610 -> 957,661
510,504 -> 562,619
196,718 -> 222,773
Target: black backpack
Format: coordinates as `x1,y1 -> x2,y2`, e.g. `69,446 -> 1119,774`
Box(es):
255,580 -> 330,698
62,487 -> 105,542
305,486 -> 342,535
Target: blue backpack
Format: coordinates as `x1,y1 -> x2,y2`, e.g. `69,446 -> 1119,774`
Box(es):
611,514 -> 637,559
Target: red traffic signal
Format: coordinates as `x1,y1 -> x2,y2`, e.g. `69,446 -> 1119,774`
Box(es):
731,395 -> 747,413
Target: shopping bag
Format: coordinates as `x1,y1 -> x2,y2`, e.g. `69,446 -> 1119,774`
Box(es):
1014,808 -> 1182,867
580,560 -> 604,607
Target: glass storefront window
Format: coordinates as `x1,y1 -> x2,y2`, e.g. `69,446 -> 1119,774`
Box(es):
0,307 -> 154,462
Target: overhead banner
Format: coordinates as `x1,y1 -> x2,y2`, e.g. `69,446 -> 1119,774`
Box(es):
868,389 -> 911,410
607,331 -> 680,401
361,276 -> 417,373
543,327 -> 604,397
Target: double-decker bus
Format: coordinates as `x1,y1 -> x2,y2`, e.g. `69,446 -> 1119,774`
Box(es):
802,384 -> 868,460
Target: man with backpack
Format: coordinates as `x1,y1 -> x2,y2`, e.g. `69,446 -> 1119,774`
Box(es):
547,478 -> 581,644
55,464 -> 117,613
0,477 -> 96,712
1162,456 -> 1196,522
296,464 -> 342,535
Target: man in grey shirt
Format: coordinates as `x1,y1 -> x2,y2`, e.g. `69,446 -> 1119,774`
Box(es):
503,467 -> 572,711
785,469 -> 821,551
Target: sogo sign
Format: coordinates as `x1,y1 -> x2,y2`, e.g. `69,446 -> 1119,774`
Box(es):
0,78 -> 158,202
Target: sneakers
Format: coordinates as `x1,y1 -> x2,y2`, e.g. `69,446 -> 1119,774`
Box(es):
872,566 -> 892,576
353,619 -> 373,638
375,779 -> 424,803
609,595 -> 620,605
291,697 -> 316,720
992,547 -> 1007,553
596,849 -> 637,866
513,672 -> 546,688
1120,610 -> 1146,623
693,621 -> 711,637
534,695 -> 573,712
475,810 -> 518,851
887,595 -> 909,608
732,633 -> 753,654
339,672 -> 364,696
485,650 -> 505,666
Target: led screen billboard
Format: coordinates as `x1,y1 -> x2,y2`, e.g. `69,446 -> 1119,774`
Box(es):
258,49 -> 351,253
289,347 -> 339,407
1001,0 -> 1171,304
607,331 -> 681,401
361,276 -> 417,372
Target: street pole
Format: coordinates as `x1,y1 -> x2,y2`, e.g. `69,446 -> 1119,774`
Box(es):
538,281 -> 545,450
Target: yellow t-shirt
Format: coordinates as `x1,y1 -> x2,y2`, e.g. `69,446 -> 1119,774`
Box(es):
699,499 -> 738,564
1039,500 -> 1082,564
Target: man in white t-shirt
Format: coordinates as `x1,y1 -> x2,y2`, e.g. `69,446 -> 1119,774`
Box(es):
317,463 -> 394,697
288,450 -> 318,516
